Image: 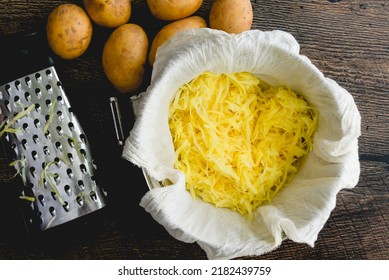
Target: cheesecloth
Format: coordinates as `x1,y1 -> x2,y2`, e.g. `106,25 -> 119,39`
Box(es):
122,28 -> 361,259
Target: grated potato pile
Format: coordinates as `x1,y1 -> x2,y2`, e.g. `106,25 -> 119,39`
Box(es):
168,71 -> 318,220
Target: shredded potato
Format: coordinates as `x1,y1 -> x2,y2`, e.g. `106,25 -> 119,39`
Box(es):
168,72 -> 318,220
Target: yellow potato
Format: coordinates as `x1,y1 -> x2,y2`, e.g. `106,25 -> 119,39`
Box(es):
102,24 -> 149,94
149,16 -> 207,65
46,4 -> 92,60
209,0 -> 253,34
147,0 -> 203,21
83,0 -> 131,28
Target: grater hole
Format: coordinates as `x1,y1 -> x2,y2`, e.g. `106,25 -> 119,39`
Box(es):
67,168 -> 73,178
22,122 -> 28,131
32,134 -> 39,144
80,133 -> 87,143
35,103 -> 41,112
4,100 -> 10,111
57,81 -> 62,88
76,195 -> 84,207
46,84 -> 52,93
24,91 -> 31,102
56,125 -> 62,135
29,166 -> 36,177
63,201 -> 70,212
44,130 -> 51,140
35,88 -> 41,98
45,69 -> 52,77
25,76 -> 31,87
45,99 -> 52,107
54,157 -> 61,167
49,206 -> 56,216
51,191 -> 57,201
38,194 -> 44,206
33,119 -> 40,128
15,80 -> 21,90
67,152 -> 73,162
68,107 -> 73,114
57,95 -> 63,104
64,185 -> 71,195
5,84 -> 11,94
43,145 -> 50,155
55,141 -> 62,151
14,95 -> 20,103
53,173 -> 60,184
68,122 -> 74,131
35,73 -> 42,82
57,110 -> 63,119
78,180 -> 85,190
80,149 -> 86,158
31,150 -> 38,160
90,191 -> 97,201
21,139 -> 28,149
67,137 -> 74,147
80,164 -> 87,174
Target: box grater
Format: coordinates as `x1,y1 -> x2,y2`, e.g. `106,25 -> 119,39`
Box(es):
0,31 -> 107,233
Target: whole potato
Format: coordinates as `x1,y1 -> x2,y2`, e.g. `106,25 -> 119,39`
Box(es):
209,0 -> 253,34
102,24 -> 148,94
83,0 -> 131,28
46,4 -> 92,60
147,0 -> 203,21
149,16 -> 207,65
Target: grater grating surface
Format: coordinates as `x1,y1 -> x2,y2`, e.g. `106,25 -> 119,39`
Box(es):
0,66 -> 106,231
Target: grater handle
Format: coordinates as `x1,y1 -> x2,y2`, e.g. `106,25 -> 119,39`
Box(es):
109,97 -> 125,146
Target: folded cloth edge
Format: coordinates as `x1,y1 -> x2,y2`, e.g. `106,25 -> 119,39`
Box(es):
123,28 -> 361,259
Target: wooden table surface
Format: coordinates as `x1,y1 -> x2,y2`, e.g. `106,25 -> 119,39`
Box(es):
0,0 -> 388,260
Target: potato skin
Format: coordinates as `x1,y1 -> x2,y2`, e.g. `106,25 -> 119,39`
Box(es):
46,4 -> 92,60
147,0 -> 203,21
149,16 -> 206,65
83,0 -> 131,28
102,24 -> 149,94
209,0 -> 253,34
